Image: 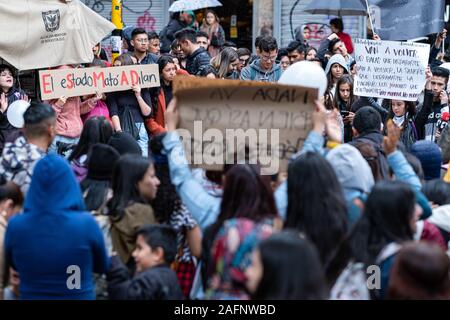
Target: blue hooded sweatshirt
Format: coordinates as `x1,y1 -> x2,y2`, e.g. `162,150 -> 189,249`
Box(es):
4,154 -> 110,300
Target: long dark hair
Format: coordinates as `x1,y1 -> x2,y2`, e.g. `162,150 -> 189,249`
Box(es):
202,164 -> 278,290
158,55 -> 175,83
149,133 -> 183,224
151,55 -> 175,112
386,99 -> 417,129
204,164 -> 278,248
217,165 -> 277,225
253,231 -> 329,300
107,154 -> 154,219
334,74 -> 355,111
284,152 -> 349,283
69,117 -> 113,161
80,179 -> 110,211
349,181 -> 415,267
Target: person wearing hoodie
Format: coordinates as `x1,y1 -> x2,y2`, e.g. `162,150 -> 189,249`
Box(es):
240,36 -> 282,82
410,140 -> 443,181
175,28 -> 211,76
0,64 -> 27,153
0,102 -> 56,196
4,154 -> 110,299
324,54 -> 349,109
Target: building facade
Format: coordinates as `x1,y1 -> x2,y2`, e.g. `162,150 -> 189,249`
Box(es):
82,0 -> 367,52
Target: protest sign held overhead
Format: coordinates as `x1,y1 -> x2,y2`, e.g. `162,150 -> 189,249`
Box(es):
353,38 -> 430,101
173,77 -> 317,175
39,65 -> 160,100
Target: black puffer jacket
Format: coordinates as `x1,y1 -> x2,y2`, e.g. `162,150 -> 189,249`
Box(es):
0,87 -> 25,153
107,256 -> 183,300
186,47 -> 211,75
160,18 -> 187,54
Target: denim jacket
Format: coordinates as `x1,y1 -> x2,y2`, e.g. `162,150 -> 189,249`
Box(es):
163,132 -> 221,230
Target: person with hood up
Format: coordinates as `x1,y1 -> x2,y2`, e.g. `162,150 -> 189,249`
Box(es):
4,154 -> 109,299
324,54 -> 349,109
240,36 -> 282,82
410,140 -> 443,181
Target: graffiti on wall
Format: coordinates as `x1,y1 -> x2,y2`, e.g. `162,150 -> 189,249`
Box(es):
286,0 -> 361,48
83,0 -> 161,57
84,0 -> 153,15
136,11 -> 157,31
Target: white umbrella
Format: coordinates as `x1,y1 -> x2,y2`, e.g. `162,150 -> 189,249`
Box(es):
169,0 -> 222,13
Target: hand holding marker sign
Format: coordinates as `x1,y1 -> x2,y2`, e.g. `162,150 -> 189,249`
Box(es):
39,65 -> 160,100
353,39 -> 430,101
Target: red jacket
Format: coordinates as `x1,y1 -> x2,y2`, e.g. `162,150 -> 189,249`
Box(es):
145,89 -> 167,136
337,32 -> 354,54
145,71 -> 190,136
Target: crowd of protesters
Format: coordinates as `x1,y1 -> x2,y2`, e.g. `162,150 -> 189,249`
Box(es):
0,10 -> 449,301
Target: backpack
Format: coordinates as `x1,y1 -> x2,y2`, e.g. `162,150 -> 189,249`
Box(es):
330,262 -> 370,300
356,137 -> 390,180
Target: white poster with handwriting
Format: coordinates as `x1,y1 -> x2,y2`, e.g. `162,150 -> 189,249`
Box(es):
353,38 -> 430,101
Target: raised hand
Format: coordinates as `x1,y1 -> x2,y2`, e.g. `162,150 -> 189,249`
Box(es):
164,97 -> 179,132
383,119 -> 401,155
0,93 -> 7,113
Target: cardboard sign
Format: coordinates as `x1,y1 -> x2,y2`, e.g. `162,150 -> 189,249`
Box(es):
173,77 -> 317,175
39,64 -> 160,100
353,39 -> 430,101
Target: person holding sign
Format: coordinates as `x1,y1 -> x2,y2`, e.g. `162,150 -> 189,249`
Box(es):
106,57 -> 152,157
145,56 -> 176,137
131,28 -> 158,65
46,65 -> 102,157
416,67 -> 450,142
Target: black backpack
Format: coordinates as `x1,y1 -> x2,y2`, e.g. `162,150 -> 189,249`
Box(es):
355,137 -> 391,180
